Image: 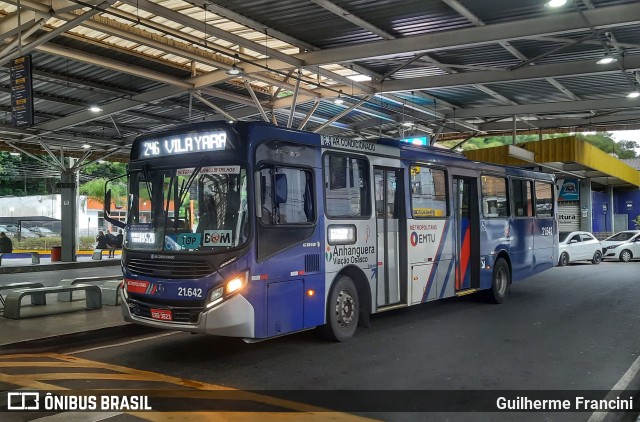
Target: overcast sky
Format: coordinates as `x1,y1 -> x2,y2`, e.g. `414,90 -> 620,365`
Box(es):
610,130 -> 640,155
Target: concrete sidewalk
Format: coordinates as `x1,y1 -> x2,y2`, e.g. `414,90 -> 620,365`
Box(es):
0,262 -> 158,353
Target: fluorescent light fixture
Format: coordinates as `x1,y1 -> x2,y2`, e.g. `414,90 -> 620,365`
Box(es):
508,145 -> 535,162
546,0 -> 566,7
226,64 -> 241,75
596,55 -> 617,65
82,144 -> 91,149
347,74 -> 372,82
328,224 -> 357,245
334,90 -> 345,105
628,90 -> 640,99
9,152 -> 20,156
402,121 -> 414,127
88,106 -> 102,112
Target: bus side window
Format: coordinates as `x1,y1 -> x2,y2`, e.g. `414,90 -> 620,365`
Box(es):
259,166 -> 314,225
481,175 -> 509,218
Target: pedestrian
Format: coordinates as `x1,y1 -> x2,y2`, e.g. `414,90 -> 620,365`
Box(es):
95,230 -> 108,252
0,232 -> 13,253
116,229 -> 124,249
105,230 -> 117,258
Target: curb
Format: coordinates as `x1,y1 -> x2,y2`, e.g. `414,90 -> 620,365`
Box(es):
0,259 -> 121,274
0,324 -> 161,354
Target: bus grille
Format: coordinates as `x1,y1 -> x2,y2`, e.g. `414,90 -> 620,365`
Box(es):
129,299 -> 202,324
305,254 -> 320,273
125,257 -> 212,279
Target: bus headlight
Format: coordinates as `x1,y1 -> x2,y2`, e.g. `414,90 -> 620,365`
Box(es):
206,286 -> 224,308
226,273 -> 247,294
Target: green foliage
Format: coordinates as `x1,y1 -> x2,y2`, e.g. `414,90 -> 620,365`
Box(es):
13,236 -> 96,250
634,215 -> 640,230
441,133 -> 638,159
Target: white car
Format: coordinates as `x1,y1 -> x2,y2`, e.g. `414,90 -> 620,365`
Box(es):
602,231 -> 640,262
558,231 -> 603,266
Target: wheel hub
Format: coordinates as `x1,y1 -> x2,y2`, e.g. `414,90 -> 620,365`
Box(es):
336,290 -> 355,326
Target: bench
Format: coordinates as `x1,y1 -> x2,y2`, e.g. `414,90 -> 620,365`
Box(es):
0,252 -> 40,266
0,282 -> 45,307
101,279 -> 123,306
58,275 -> 123,302
3,284 -> 102,319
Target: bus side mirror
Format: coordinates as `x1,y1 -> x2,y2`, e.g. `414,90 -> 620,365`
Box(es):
104,178 -> 126,229
104,189 -> 112,215
274,174 -> 288,204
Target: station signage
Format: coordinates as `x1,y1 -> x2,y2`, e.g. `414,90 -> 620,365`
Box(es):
10,55 -> 34,127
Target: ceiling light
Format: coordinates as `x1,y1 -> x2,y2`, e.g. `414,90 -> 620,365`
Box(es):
82,144 -> 91,149
347,74 -> 372,82
334,90 -> 345,105
596,55 -> 617,65
628,89 -> 640,99
402,121 -> 414,127
9,152 -> 20,156
226,64 -> 241,76
546,0 -> 566,7
88,106 -> 102,113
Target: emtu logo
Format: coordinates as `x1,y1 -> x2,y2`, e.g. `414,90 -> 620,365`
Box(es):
7,392 -> 40,410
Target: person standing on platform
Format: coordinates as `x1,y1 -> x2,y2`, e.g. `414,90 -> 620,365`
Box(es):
0,232 -> 13,253
95,230 -> 108,252
116,229 -> 124,255
105,230 -> 117,258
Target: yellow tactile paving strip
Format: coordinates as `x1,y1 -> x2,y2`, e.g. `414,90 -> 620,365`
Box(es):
0,353 -> 376,421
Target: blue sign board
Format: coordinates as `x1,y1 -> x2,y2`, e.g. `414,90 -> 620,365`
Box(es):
558,179 -> 579,201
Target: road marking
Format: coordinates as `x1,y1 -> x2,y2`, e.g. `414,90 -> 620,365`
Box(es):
0,353 -> 377,421
31,412 -> 122,422
587,353 -> 640,422
68,332 -> 179,355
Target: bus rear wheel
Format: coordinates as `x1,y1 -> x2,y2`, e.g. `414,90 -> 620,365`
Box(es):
488,258 -> 510,304
322,276 -> 360,342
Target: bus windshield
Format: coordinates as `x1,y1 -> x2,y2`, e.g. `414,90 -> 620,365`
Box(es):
125,164 -> 248,252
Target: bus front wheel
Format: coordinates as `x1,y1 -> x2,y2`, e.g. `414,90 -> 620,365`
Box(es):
488,258 -> 510,304
322,276 -> 360,342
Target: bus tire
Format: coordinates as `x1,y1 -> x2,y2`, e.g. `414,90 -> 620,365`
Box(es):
321,275 -> 360,342
620,249 -> 633,262
558,252 -> 569,267
488,258 -> 510,304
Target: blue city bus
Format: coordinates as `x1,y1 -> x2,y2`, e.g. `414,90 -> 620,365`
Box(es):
105,121 -> 557,342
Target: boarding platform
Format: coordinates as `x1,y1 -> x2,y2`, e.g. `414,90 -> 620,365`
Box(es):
0,262 -> 146,351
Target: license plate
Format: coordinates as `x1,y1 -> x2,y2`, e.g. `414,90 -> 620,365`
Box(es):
150,308 -> 172,321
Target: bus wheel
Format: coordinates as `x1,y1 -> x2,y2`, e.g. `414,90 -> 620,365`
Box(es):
591,250 -> 602,265
322,276 -> 359,342
620,250 -> 633,263
558,252 -> 569,267
488,258 -> 510,304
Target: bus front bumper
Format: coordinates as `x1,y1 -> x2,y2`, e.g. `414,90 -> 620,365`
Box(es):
121,293 -> 255,338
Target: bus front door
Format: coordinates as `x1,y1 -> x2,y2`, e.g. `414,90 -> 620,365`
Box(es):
375,167 -> 404,307
453,177 -> 480,292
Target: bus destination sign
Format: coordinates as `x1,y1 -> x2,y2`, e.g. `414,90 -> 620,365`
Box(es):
141,131 -> 227,158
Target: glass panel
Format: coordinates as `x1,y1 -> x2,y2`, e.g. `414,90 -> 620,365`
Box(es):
411,166 -> 447,218
481,175 -> 509,218
325,155 -> 370,218
386,172 -> 397,219
374,169 -> 385,219
126,165 -> 248,251
513,179 -> 533,217
260,167 -> 313,225
535,182 -> 554,217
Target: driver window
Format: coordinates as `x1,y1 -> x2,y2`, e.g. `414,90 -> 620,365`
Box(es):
570,234 -> 582,243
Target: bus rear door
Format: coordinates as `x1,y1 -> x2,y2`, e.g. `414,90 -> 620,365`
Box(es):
453,176 -> 480,292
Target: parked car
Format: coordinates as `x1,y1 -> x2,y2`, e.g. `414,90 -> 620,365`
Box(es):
558,231 -> 603,266
0,226 -> 13,237
4,226 -> 39,239
601,231 -> 640,262
29,227 -> 58,237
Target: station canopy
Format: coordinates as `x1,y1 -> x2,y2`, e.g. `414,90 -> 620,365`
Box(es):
0,0 -> 640,159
